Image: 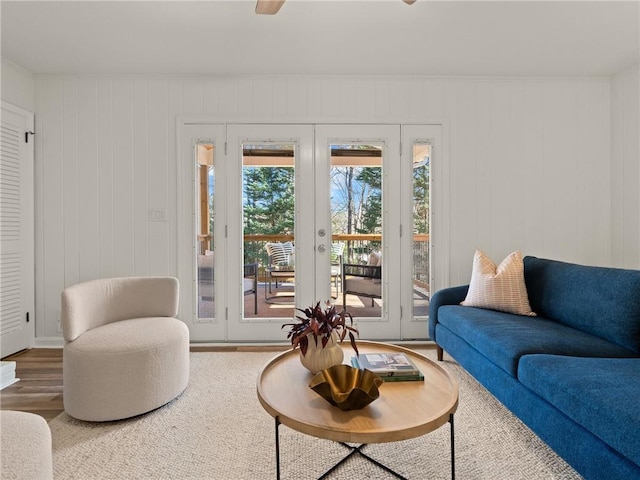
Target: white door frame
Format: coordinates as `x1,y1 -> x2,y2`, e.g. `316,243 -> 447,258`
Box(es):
1,101 -> 35,356
177,123 -> 226,341
400,124 -> 442,339
315,124 -> 401,340
226,124 -> 314,341
177,120 -> 446,343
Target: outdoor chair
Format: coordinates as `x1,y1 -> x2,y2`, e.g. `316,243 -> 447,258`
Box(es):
330,242 -> 345,292
264,241 -> 295,290
197,252 -> 258,314
342,251 -> 382,309
244,263 -> 258,314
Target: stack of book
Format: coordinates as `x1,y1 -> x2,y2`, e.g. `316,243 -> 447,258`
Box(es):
351,352 -> 424,382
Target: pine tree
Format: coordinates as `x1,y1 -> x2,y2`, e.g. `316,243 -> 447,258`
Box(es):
243,166 -> 294,263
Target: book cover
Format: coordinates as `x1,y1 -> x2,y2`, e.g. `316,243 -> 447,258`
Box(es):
352,353 -> 421,377
351,356 -> 424,382
380,373 -> 424,382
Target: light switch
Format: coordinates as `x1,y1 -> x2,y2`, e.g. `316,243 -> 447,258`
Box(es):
148,208 -> 166,222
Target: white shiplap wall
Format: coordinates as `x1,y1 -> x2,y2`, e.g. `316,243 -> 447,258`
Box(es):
611,63 -> 640,269
34,74 -> 611,340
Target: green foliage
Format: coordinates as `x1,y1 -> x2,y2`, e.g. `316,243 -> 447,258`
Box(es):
356,167 -> 382,236
413,163 -> 429,234
237,155 -> 429,266
243,166 -> 294,263
244,167 -> 294,234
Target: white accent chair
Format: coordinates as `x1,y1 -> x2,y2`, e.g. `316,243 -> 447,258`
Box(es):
0,410 -> 53,480
61,276 -> 189,422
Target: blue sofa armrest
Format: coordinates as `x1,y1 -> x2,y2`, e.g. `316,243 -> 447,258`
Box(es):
428,285 -> 469,342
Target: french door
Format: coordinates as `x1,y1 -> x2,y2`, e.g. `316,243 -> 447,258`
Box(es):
226,125 -> 314,341
179,122 -> 439,342
314,125 -> 400,340
1,102 -> 35,357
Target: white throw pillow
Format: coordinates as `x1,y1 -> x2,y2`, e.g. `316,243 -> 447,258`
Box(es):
367,251 -> 382,266
461,250 -> 536,316
367,251 -> 382,283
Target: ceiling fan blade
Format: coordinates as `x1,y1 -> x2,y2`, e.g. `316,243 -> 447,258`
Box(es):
256,0 -> 286,15
402,0 -> 417,4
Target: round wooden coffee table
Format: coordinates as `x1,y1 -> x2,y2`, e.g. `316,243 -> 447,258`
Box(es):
257,341 -> 459,479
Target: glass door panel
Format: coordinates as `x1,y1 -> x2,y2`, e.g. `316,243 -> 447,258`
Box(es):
243,142 -> 296,318
227,125 -> 314,342
178,123 -> 226,341
330,143 -> 383,318
400,125 -> 441,340
196,143 -> 215,319
412,143 -> 431,318
315,125 -> 401,340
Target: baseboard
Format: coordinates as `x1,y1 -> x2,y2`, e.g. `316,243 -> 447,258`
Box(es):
33,337 -> 65,348
33,338 -> 436,350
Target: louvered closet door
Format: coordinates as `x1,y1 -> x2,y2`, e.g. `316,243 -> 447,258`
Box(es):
1,103 -> 34,357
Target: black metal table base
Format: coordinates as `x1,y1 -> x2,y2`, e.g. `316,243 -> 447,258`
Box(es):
274,414 -> 455,480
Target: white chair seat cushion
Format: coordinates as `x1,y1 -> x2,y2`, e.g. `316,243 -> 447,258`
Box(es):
64,317 -> 189,422
345,277 -> 381,297
243,278 -> 254,292
1,410 -> 53,480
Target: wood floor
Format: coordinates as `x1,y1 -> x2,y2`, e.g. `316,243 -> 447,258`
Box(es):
1,344 -> 432,422
0,346 -> 286,422
1,348 -> 64,421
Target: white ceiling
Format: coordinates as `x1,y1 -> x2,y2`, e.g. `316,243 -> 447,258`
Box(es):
2,0 -> 639,77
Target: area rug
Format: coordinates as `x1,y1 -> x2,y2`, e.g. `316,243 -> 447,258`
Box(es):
50,349 -> 582,479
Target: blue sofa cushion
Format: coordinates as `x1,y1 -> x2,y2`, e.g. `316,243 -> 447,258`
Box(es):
523,256 -> 640,353
519,355 -> 640,467
437,305 -> 638,376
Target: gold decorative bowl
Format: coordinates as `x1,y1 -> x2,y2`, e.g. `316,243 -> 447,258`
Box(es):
309,364 -> 383,411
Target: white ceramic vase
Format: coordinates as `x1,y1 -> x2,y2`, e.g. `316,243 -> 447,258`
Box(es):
299,331 -> 344,374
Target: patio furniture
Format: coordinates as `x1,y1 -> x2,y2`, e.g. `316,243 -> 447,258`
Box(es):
330,242 -> 345,292
264,241 -> 294,287
264,265 -> 296,304
244,263 -> 259,314
263,241 -> 344,303
264,242 -> 296,304
197,253 -> 259,314
342,251 -> 382,309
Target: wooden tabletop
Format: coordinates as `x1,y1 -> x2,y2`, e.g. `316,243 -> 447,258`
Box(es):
256,341 -> 459,444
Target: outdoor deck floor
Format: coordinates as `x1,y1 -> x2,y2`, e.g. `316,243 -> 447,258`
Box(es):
198,283 -> 429,319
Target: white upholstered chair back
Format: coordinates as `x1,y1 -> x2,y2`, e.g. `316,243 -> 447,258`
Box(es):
61,276 -> 179,342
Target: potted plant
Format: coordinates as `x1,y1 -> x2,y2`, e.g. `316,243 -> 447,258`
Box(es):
282,301 -> 359,374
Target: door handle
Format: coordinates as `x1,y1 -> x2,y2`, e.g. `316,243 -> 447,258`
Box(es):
317,245 -> 326,253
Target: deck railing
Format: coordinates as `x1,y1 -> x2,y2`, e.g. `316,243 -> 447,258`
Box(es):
198,233 -> 429,288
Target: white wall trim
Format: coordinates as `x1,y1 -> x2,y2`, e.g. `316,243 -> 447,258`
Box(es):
178,116 -> 450,127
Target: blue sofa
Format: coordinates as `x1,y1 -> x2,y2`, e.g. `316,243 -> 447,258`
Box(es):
429,256 -> 640,480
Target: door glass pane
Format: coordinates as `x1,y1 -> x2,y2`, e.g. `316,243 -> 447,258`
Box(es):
196,143 -> 214,319
331,143 -> 383,318
243,143 -> 295,318
412,143 -> 431,318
